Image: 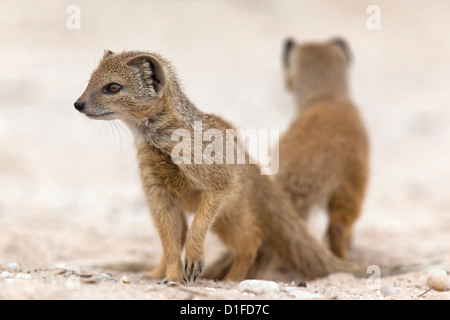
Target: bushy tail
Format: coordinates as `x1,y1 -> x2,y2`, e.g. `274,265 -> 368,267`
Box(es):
256,175 -> 438,280
255,175 -> 358,279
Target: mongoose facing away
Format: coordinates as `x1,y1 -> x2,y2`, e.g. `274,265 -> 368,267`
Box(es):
279,37 -> 369,259
74,50 -> 397,282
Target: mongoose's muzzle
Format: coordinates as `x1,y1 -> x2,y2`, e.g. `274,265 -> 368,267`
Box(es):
74,100 -> 85,112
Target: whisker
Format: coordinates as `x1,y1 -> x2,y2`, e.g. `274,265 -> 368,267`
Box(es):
111,121 -> 122,149
99,120 -> 108,138
107,121 -> 116,144
114,120 -> 133,143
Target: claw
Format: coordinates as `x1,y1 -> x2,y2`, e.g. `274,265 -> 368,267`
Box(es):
184,261 -> 191,282
184,256 -> 205,283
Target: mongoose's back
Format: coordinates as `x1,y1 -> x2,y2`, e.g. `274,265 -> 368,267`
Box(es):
278,38 -> 369,259
279,99 -> 369,207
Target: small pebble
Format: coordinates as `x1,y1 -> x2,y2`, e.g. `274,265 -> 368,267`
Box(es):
53,263 -> 68,269
5,262 -> 22,272
380,285 -> 399,296
238,280 -> 279,295
427,269 -> 449,292
288,289 -> 324,299
1,271 -> 12,278
96,273 -> 112,282
16,273 -> 32,280
120,276 -> 133,284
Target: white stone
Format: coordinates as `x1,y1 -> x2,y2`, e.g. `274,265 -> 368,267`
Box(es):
16,273 -> 32,280
427,269 -> 449,291
380,285 -> 399,296
120,276 -> 133,284
5,262 -> 22,272
238,280 -> 279,295
52,263 -> 68,269
96,273 -> 112,282
1,271 -> 12,278
288,289 -> 324,299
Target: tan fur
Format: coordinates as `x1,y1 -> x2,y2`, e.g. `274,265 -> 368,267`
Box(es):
279,38 -> 369,259
74,50 -> 426,282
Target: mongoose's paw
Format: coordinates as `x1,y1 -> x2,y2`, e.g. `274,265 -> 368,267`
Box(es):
184,254 -> 205,282
164,270 -> 187,283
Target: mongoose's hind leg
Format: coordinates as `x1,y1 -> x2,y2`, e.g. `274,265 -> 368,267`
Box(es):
222,243 -> 261,281
246,246 -> 277,279
201,250 -> 234,280
147,257 -> 166,279
327,189 -> 362,260
283,181 -> 312,221
217,227 -> 262,281
201,246 -> 275,281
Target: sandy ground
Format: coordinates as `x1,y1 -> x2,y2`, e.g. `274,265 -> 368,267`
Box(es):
0,0 -> 449,300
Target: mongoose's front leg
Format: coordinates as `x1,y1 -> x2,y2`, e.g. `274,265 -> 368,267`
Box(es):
147,206 -> 187,280
184,193 -> 222,282
145,189 -> 186,282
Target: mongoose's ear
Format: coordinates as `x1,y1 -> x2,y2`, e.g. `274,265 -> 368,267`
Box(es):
103,50 -> 114,59
283,38 -> 295,68
330,38 -> 352,64
126,55 -> 166,95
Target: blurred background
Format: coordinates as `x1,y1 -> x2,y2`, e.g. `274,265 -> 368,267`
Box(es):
0,0 -> 449,271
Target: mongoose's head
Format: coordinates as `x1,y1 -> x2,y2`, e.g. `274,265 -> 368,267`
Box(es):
74,50 -> 169,123
282,38 -> 351,103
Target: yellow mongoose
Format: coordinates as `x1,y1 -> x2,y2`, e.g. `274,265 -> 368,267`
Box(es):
278,38 -> 370,259
74,50 -> 418,282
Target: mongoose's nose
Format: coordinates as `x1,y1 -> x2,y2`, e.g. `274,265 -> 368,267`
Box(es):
74,100 -> 85,112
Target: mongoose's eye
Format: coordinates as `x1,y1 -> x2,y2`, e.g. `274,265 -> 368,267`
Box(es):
104,83 -> 122,94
